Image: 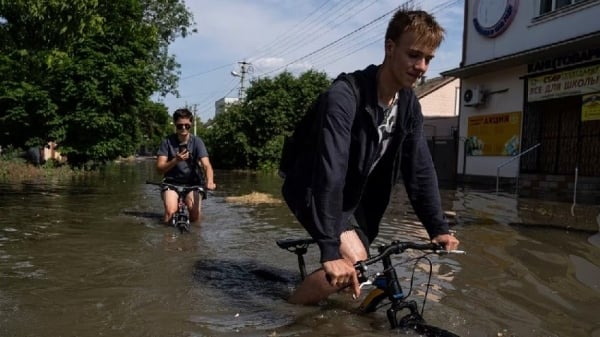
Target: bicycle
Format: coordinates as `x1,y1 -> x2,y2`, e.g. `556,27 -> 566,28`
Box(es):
277,237 -> 465,336
146,181 -> 205,233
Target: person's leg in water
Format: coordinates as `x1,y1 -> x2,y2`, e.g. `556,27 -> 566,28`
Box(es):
186,190 -> 203,223
161,188 -> 178,224
288,229 -> 368,305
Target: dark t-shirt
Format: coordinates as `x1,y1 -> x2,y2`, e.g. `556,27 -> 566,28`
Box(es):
157,134 -> 209,184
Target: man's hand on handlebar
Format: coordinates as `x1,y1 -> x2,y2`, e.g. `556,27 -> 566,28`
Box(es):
205,181 -> 216,190
323,259 -> 361,299
432,231 -> 460,251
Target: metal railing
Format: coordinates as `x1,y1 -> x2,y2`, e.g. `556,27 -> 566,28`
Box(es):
496,143 -> 541,194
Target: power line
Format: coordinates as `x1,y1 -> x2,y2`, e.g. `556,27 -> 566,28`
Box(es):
265,1 -> 364,62
311,0 -> 460,70
180,62 -> 236,80
257,0 -> 460,77
178,0 -> 462,121
245,0 -> 333,60
258,1 -> 412,77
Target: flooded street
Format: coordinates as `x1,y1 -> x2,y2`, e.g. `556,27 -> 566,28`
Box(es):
0,159 -> 598,337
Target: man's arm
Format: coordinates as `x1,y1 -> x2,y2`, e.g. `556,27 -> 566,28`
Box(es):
157,151 -> 187,174
311,80 -> 357,263
400,99 -> 450,239
199,157 -> 216,190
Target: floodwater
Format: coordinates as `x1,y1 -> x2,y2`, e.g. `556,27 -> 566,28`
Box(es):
0,159 -> 598,337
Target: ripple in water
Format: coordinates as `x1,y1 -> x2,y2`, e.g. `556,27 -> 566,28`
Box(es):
191,258 -> 300,332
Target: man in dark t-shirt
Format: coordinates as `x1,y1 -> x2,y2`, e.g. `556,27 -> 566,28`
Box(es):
156,108 -> 216,224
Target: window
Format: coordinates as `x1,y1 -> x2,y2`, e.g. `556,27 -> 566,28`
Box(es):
539,0 -> 595,15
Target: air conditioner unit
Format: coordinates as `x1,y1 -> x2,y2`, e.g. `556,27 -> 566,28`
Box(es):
463,86 -> 485,106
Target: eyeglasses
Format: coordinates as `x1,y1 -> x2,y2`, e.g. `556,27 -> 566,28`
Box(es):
176,123 -> 191,130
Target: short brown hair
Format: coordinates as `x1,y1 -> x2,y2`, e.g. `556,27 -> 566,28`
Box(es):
173,108 -> 194,123
385,9 -> 445,50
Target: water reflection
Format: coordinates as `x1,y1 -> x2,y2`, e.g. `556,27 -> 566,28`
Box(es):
0,159 -> 598,337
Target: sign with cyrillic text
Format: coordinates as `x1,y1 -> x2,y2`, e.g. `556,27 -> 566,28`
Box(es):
467,111 -> 521,156
527,64 -> 600,102
582,93 -> 600,122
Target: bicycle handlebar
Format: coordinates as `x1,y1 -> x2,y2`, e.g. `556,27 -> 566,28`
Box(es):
354,241 -> 465,272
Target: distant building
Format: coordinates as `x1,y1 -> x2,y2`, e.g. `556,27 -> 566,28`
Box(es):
414,76 -> 461,182
215,97 -> 239,116
415,76 -> 460,138
444,0 -> 600,202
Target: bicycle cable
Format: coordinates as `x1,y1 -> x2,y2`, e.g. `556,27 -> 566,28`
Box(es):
389,253 -> 435,317
361,252 -> 435,313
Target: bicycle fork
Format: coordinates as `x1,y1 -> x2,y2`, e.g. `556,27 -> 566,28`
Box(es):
380,254 -> 424,329
173,197 -> 190,233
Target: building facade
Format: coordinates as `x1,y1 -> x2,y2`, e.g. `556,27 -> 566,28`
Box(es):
415,76 -> 461,183
215,97 -> 239,116
444,0 -> 600,201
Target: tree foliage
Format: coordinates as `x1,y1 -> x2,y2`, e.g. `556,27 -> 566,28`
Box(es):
202,70 -> 331,170
0,0 -> 194,166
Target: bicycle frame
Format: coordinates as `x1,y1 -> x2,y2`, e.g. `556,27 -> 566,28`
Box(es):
172,188 -> 191,233
371,244 -> 423,329
277,237 -> 464,337
147,181 -> 205,233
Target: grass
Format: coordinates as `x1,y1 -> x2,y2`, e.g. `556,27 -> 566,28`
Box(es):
0,157 -> 84,182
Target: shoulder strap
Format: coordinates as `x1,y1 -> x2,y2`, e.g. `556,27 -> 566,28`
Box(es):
333,72 -> 361,113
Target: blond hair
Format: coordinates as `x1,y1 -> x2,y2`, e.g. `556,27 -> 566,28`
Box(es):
385,9 -> 445,50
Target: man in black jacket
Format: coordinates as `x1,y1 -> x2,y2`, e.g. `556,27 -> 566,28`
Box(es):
282,8 -> 460,305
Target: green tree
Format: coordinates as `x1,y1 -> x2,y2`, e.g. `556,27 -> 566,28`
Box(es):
203,103 -> 252,169
0,0 -> 193,166
203,70 -> 331,170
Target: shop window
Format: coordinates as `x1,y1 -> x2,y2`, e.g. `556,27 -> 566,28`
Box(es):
539,0 -> 593,15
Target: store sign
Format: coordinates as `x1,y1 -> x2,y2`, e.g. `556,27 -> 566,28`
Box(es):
527,64 -> 600,102
582,93 -> 600,121
528,47 -> 600,75
467,112 -> 521,156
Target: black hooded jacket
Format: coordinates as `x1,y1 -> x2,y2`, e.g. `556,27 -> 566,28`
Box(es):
282,64 -> 450,262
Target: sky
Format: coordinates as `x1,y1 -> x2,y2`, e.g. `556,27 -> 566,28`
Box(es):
156,0 -> 465,122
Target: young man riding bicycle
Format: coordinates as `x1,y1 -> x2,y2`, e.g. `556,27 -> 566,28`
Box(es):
281,8 -> 460,305
156,108 -> 216,225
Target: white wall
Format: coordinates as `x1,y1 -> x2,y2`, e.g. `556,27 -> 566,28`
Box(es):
465,1 -> 600,65
420,78 -> 460,117
457,65 -> 527,177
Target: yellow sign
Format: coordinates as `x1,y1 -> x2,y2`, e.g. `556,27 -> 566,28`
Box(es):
467,112 -> 522,156
582,93 -> 600,121
528,64 -> 600,102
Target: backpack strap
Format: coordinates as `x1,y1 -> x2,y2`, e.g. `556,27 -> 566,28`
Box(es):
278,73 -> 362,179
333,73 -> 362,114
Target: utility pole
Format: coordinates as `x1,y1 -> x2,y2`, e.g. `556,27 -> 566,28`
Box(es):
192,104 -> 198,135
231,61 -> 253,101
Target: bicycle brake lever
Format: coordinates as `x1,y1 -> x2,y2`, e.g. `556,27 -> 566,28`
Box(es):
352,279 -> 373,300
359,278 -> 373,289
435,249 -> 467,255
358,271 -> 383,289
352,273 -> 381,300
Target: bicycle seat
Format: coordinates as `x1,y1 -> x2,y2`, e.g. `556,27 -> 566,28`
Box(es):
276,238 -> 315,249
